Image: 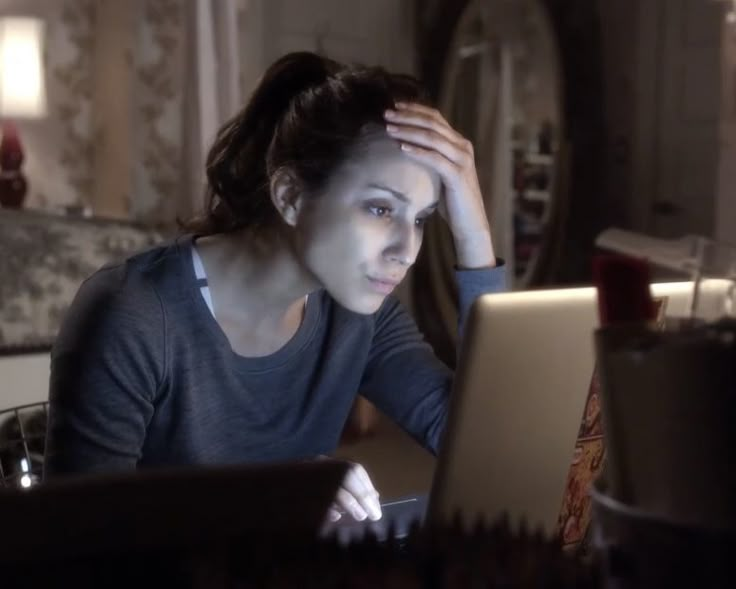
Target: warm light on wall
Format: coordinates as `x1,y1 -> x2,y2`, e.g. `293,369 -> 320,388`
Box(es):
716,0 -> 736,24
0,17 -> 47,209
0,17 -> 47,118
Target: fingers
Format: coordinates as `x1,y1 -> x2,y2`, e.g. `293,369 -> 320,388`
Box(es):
346,463 -> 382,521
384,103 -> 474,171
335,488 -> 369,521
336,463 -> 382,522
387,102 -> 459,144
327,506 -> 342,522
386,125 -> 469,168
386,103 -> 471,151
397,143 -> 461,184
349,462 -> 374,490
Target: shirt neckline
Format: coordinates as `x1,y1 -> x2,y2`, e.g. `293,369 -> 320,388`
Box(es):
177,234 -> 322,372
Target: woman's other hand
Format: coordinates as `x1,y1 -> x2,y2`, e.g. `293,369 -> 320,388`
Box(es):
326,461 -> 382,522
384,102 -> 496,269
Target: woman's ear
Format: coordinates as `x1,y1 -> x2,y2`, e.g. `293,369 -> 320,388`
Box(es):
270,168 -> 304,226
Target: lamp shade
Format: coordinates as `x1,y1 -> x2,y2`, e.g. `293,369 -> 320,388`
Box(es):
0,17 -> 46,118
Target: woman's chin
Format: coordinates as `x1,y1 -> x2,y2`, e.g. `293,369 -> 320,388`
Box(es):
333,291 -> 386,315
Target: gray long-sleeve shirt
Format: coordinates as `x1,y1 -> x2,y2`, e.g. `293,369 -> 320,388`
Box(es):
45,235 -> 505,476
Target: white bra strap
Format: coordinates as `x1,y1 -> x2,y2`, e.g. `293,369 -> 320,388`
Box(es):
191,241 -> 309,319
191,242 -> 216,319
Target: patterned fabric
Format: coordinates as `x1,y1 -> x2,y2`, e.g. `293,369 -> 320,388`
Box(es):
0,209 -> 162,348
555,297 -> 669,552
556,371 -> 605,551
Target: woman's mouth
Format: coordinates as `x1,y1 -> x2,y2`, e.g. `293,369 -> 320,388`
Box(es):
366,276 -> 400,295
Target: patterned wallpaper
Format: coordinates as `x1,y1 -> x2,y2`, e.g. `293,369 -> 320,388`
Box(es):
131,0 -> 185,225
51,0 -> 94,208
6,0 -> 251,228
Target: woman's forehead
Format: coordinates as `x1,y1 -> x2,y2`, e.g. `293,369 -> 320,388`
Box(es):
335,136 -> 441,199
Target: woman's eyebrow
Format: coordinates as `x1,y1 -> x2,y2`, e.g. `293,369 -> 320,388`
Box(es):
365,183 -> 440,210
366,183 -> 409,202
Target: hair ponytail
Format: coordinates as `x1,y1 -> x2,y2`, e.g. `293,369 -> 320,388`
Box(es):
187,53 -> 340,234
185,51 -> 428,236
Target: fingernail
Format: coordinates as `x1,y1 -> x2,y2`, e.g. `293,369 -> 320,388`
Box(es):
384,109 -> 397,118
368,501 -> 383,521
400,143 -> 413,152
386,124 -> 398,133
351,505 -> 368,521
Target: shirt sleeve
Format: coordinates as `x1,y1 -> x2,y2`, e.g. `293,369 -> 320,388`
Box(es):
44,265 -> 166,478
359,264 -> 506,454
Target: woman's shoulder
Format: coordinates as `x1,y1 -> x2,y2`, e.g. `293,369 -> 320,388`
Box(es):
54,242 -> 183,356
122,234 -> 191,279
74,236 -> 190,311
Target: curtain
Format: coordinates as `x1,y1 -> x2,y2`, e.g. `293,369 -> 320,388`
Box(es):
182,0 -> 242,221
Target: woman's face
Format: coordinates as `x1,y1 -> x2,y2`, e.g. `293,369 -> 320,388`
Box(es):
294,137 -> 440,314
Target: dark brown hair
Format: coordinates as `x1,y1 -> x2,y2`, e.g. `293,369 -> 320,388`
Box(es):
185,51 -> 429,235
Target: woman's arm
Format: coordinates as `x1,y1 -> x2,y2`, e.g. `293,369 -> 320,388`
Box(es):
44,265 -> 165,478
358,265 -> 505,455
385,102 -> 496,271
361,102 -> 505,452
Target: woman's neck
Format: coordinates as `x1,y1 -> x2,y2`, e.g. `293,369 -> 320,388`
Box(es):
194,230 -> 317,326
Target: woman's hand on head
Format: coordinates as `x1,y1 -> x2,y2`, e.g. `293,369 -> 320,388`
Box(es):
326,461 -> 382,522
384,102 -> 496,269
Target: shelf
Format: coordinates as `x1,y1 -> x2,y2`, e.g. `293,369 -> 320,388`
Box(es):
521,189 -> 550,202
524,153 -> 554,165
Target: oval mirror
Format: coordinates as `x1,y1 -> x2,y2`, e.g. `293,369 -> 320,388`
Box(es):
438,0 -> 564,288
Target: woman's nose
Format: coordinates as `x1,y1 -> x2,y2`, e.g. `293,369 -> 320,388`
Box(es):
387,251 -> 413,266
384,222 -> 418,266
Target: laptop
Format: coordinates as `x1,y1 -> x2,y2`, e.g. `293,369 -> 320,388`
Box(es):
428,279 -> 733,533
327,280 -> 729,542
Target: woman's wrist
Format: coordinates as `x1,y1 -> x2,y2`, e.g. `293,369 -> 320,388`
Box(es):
454,231 -> 496,269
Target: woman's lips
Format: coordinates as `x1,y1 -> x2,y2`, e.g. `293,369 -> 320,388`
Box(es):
367,276 -> 400,295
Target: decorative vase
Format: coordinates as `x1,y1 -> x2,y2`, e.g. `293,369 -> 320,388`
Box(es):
0,122 -> 27,209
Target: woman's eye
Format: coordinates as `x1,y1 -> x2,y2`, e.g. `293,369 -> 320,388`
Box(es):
415,217 -> 429,228
368,206 -> 392,218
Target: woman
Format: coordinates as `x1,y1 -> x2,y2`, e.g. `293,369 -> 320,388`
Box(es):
44,52 -> 505,523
